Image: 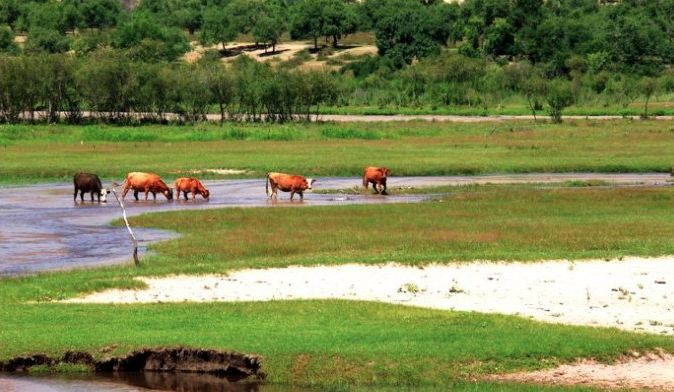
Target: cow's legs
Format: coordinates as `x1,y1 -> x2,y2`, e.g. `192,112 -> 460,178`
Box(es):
144,189 -> 149,201
372,181 -> 379,194
290,191 -> 295,200
133,190 -> 139,201
80,190 -> 84,202
380,180 -> 387,195
183,191 -> 188,200
151,192 -> 157,201
299,192 -> 304,201
74,187 -> 78,202
90,191 -> 95,202
121,183 -> 130,199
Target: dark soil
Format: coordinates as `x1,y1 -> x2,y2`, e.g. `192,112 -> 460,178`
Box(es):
0,347 -> 264,382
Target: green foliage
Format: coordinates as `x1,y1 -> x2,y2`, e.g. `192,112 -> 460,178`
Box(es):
112,11 -> 189,61
0,24 -> 18,54
545,79 -> 574,123
200,6 -> 236,49
290,0 -> 358,49
25,27 -> 70,54
370,0 -> 453,66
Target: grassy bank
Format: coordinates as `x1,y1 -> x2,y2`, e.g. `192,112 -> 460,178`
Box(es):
1,300 -> 670,389
1,119 -> 673,184
126,185 -> 674,273
2,185 -> 674,388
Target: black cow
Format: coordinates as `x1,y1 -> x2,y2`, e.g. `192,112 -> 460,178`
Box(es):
73,173 -> 109,203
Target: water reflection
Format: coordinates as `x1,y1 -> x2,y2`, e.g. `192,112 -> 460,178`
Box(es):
0,373 -> 267,392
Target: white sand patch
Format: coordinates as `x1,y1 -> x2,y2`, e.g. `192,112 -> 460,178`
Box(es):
66,257 -> 674,335
492,350 -> 674,390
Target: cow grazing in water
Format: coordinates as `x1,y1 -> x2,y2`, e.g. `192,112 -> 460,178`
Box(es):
122,172 -> 173,201
174,177 -> 210,200
266,172 -> 315,201
363,166 -> 390,195
73,173 -> 109,203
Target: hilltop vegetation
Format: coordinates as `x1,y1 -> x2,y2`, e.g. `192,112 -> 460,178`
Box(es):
1,0 -> 674,121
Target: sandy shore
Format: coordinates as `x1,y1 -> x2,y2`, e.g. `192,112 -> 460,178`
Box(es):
67,257 -> 674,335
493,350 -> 674,390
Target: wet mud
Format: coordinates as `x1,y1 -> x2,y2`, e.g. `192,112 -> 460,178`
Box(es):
1,347 -> 263,380
1,174 -> 669,276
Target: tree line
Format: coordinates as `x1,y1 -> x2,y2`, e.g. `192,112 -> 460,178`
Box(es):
2,0 -> 674,76
0,52 -> 337,124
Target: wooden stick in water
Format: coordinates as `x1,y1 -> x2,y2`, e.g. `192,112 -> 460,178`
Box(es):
111,182 -> 139,266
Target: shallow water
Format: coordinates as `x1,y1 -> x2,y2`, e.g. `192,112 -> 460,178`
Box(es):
0,178 -> 432,276
0,373 -> 295,392
1,174 -> 669,276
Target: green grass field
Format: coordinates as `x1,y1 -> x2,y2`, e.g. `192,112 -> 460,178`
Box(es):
2,185 -> 674,389
1,119 -> 673,184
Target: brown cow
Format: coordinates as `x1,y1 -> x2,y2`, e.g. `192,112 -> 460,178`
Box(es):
122,172 -> 173,201
363,166 -> 390,195
73,173 -> 109,203
174,177 -> 210,201
266,172 -> 315,201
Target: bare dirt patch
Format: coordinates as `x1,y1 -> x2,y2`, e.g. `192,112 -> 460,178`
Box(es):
66,257 -> 674,335
492,350 -> 674,391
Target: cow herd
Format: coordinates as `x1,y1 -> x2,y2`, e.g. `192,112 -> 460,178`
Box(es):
73,166 -> 390,204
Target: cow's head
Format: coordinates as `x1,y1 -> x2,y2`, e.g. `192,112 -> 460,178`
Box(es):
165,188 -> 173,201
306,178 -> 316,190
381,168 -> 390,177
100,189 -> 110,202
202,189 -> 210,199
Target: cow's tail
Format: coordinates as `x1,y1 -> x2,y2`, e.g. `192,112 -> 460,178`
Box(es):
265,173 -> 270,197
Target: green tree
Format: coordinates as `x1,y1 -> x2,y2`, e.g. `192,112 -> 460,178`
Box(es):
200,6 -> 237,50
0,0 -> 20,28
639,77 -> 658,118
25,28 -> 70,54
291,0 -> 358,50
252,7 -> 286,53
113,12 -> 189,61
0,24 -> 18,54
371,0 -> 452,66
545,78 -> 574,123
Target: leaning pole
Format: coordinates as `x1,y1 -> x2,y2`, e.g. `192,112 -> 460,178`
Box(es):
110,182 -> 139,266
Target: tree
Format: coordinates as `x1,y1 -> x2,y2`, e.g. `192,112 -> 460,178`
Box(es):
371,0 -> 452,66
0,0 -> 20,28
113,12 -> 189,61
25,28 -> 70,54
521,74 -> 546,121
0,24 -> 18,54
639,77 -> 658,118
252,10 -> 285,53
290,0 -> 323,50
322,0 -> 358,48
201,60 -> 235,122
291,0 -> 358,50
200,6 -> 237,50
545,78 -> 573,123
